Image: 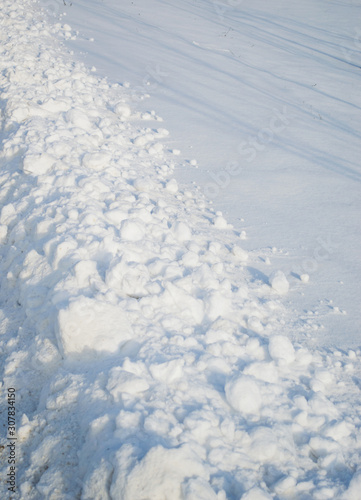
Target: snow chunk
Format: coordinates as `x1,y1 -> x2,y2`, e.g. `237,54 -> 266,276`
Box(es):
324,420 -> 353,442
165,178 -> 178,193
107,368 -> 149,402
133,177 -> 154,192
110,444 -> 206,500
106,260 -> 150,298
269,270 -> 289,294
0,224 -> 8,243
205,291 -> 231,321
0,204 -> 16,225
120,220 -> 145,241
173,221 -> 192,242
244,362 -> 279,383
342,468 -> 361,500
55,297 -> 133,359
241,487 -> 273,500
82,152 -> 111,171
249,427 -> 278,462
23,153 -> 56,175
225,376 -> 262,415
232,245 -> 248,262
182,477 -> 218,499
66,108 -> 93,130
268,335 -> 295,365
149,359 -> 184,383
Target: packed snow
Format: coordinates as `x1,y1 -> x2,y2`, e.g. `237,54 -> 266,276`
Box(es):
0,0 -> 360,499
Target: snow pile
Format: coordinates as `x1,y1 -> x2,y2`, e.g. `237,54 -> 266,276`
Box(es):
0,1 -> 360,499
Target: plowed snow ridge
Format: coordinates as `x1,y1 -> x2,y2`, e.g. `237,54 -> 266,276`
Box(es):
0,1 -> 360,499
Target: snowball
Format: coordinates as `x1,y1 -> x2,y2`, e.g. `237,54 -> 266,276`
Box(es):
301,273 -> 310,283
225,376 -> 262,414
120,219 -> 145,242
268,335 -> 295,365
114,103 -> 131,120
269,270 -> 289,294
55,297 -> 133,359
213,215 -> 228,229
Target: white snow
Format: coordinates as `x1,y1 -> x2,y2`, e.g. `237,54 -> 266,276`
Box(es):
0,0 -> 360,499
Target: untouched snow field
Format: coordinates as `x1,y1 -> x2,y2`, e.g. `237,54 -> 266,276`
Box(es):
0,0 -> 360,499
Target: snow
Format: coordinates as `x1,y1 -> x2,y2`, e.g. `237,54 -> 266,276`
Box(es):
0,0 -> 360,499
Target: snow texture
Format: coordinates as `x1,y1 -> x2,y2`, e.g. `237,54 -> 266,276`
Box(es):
0,1 -> 360,499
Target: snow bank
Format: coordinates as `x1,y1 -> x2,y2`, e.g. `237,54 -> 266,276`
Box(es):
0,1 -> 360,499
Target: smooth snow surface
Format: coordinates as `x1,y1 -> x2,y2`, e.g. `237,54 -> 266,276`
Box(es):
63,0 -> 361,349
0,0 -> 360,499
